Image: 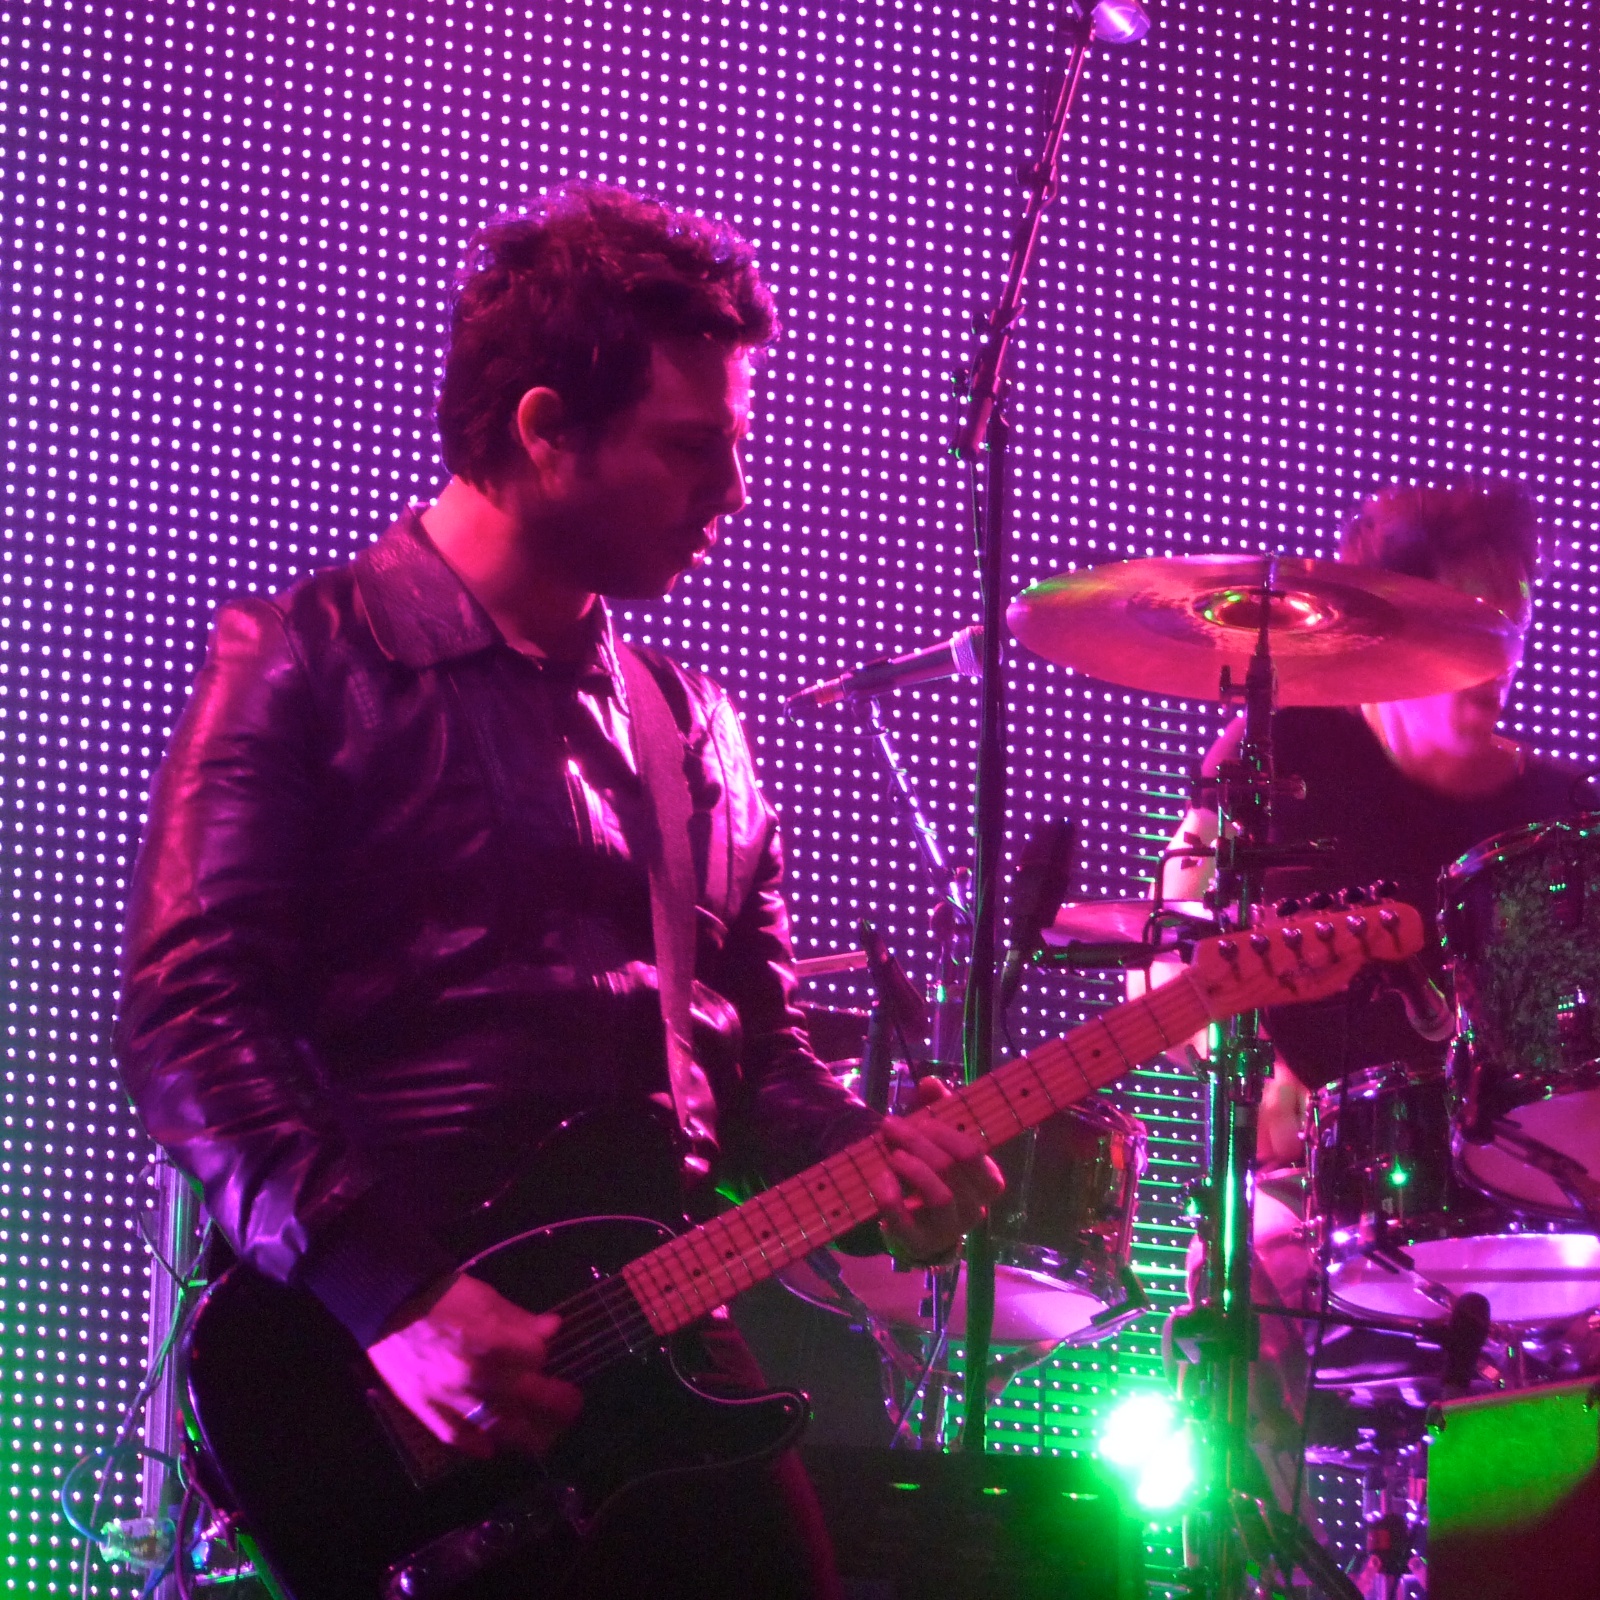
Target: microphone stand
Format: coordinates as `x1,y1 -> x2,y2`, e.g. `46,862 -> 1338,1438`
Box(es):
1183,571 -> 1359,1600
949,0 -> 1146,1455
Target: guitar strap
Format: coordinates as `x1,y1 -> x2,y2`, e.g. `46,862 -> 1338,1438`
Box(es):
616,641 -> 715,1173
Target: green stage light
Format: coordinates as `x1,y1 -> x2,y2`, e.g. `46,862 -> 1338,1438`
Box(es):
1097,1392 -> 1198,1511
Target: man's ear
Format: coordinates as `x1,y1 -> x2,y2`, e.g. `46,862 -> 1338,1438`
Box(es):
511,388 -> 569,484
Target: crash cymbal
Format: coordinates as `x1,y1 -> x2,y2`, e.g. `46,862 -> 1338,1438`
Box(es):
1008,554 -> 1521,705
1041,899 -> 1215,948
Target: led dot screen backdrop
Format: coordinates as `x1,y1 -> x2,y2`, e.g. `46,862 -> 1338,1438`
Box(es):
2,0 -> 1595,1591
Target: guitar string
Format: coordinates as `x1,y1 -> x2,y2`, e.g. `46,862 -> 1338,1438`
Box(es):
529,981 -> 1207,1383
517,937 -> 1357,1385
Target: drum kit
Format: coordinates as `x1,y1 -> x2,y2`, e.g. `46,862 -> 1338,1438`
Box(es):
784,549 -> 1598,1598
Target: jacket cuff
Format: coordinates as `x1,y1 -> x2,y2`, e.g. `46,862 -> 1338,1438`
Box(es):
295,1187 -> 458,1348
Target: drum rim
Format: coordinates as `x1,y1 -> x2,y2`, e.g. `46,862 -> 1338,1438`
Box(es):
1312,1057 -> 1448,1113
1442,810 -> 1600,882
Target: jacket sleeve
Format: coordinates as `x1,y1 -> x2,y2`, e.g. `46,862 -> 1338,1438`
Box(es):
697,695 -> 884,1186
116,600 -> 454,1345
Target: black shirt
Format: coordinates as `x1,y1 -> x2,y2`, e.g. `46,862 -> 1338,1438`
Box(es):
1207,706 -> 1583,1089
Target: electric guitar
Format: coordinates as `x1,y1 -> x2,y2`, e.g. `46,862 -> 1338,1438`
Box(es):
182,900 -> 1424,1599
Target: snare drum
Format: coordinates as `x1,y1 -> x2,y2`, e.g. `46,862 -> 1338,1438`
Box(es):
1309,1061 -> 1600,1327
782,1099 -> 1147,1347
1441,815 -> 1600,1216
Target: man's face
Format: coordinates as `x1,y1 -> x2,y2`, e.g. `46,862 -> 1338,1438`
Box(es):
534,338 -> 753,600
1384,551 -> 1532,749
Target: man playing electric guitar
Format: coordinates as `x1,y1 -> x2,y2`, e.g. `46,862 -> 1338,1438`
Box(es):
117,181 -> 1002,1599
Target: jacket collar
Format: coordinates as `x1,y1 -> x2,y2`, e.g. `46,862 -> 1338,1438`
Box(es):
355,510 -> 499,669
354,509 -> 621,695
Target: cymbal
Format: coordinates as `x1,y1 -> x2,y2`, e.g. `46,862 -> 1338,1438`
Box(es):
1008,554 -> 1521,705
1041,899 -> 1215,948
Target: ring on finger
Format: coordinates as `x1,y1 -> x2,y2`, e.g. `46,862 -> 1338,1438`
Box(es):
462,1399 -> 500,1432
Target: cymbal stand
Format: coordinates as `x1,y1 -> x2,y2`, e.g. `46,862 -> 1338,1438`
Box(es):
1182,564 -> 1358,1599
846,694 -> 967,1445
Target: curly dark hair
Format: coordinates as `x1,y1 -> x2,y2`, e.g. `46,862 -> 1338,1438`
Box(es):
1338,477 -> 1544,588
437,181 -> 779,485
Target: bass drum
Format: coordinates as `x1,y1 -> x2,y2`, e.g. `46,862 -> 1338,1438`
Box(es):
782,1098 -> 1146,1347
1441,814 -> 1600,1217
1308,1061 -> 1600,1327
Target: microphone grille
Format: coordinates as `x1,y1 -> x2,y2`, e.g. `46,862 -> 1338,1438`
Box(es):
951,624 -> 985,678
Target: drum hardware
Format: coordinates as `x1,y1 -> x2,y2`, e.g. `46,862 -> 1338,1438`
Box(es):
1230,1493 -> 1365,1600
1354,1438 -> 1429,1600
1308,1060 -> 1600,1333
1471,1120 -> 1600,1233
1181,560 -> 1326,1597
997,818 -> 1075,1010
1034,896 -> 1220,972
843,694 -> 972,1076
858,920 -> 928,1115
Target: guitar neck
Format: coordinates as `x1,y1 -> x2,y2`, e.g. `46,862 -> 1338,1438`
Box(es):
618,966 -> 1209,1340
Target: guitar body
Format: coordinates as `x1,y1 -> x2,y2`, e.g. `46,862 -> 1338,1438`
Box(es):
179,903 -> 1425,1599
185,1116 -> 808,1600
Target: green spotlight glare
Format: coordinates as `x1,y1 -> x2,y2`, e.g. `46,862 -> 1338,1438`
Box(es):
1097,1392 -> 1198,1512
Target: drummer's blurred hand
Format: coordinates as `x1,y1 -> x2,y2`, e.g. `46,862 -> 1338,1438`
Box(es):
871,1077 -> 1005,1265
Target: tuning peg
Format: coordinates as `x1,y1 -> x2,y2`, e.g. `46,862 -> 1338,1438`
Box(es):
1273,897 -> 1302,918
1369,879 -> 1399,901
1341,885 -> 1370,906
1306,891 -> 1335,911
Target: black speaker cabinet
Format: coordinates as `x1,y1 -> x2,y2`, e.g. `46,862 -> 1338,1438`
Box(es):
1427,1377 -> 1600,1600
803,1445 -> 1145,1600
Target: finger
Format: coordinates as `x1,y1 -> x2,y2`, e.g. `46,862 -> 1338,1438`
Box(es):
524,1311 -> 562,1346
884,1146 -> 956,1212
953,1153 -> 1006,1204
882,1110 -> 986,1169
866,1160 -> 907,1217
492,1374 -> 584,1457
883,1114 -> 1006,1211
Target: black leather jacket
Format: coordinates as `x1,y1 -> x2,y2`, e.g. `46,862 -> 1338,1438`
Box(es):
116,512 -> 878,1344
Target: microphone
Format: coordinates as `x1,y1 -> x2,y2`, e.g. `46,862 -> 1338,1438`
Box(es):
785,626 -> 983,719
1383,955 -> 1456,1043
998,819 -> 1077,1010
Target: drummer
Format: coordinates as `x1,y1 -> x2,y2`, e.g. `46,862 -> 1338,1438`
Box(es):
1156,478 -> 1584,1511
1165,475 -> 1580,1110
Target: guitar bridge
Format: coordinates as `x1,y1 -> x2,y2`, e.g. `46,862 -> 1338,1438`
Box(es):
382,1482 -> 580,1599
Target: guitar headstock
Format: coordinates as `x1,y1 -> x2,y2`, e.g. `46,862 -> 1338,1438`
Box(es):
1189,897 -> 1426,1019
